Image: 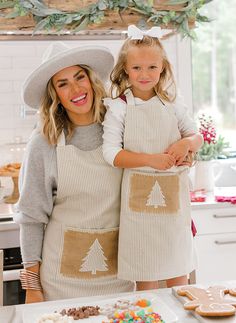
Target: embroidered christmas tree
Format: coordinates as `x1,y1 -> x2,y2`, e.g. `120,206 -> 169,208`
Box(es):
79,238 -> 108,275
146,180 -> 166,208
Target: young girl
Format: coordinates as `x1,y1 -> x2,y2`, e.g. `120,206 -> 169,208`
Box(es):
103,25 -> 203,291
15,42 -> 135,303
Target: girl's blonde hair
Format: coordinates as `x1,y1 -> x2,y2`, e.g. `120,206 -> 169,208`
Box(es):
110,36 -> 176,102
39,65 -> 106,145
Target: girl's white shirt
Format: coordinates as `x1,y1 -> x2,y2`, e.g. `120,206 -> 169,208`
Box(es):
102,94 -> 198,166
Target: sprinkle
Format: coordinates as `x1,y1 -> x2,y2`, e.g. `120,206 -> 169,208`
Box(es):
102,310 -> 165,323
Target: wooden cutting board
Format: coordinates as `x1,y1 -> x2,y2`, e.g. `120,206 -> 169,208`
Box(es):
172,285 -> 236,323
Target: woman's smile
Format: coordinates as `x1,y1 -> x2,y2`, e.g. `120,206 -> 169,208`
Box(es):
71,93 -> 88,106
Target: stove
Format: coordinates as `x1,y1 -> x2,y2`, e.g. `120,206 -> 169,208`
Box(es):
0,202 -> 25,305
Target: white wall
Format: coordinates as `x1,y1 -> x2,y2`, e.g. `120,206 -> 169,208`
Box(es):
0,36 -> 192,165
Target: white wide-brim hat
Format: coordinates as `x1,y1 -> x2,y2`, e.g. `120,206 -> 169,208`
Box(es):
22,42 -> 114,109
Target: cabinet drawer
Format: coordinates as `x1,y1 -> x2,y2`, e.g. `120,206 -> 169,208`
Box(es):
195,232 -> 236,283
192,207 -> 236,235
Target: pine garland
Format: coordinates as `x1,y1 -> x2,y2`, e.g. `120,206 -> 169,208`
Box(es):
0,0 -> 213,38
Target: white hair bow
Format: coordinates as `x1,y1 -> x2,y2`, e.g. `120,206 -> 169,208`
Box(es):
127,24 -> 163,40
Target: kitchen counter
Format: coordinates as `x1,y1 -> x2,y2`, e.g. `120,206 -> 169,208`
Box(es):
1,188 -> 235,217
2,281 -> 236,323
0,202 -> 15,220
191,191 -> 235,210
0,202 -> 19,249
0,287 -> 199,323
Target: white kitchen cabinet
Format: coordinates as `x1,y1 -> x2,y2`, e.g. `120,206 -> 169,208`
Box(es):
192,203 -> 236,283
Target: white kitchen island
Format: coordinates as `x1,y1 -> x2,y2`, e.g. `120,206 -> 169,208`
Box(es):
1,193 -> 236,321
0,287 -> 202,323
2,281 -> 236,323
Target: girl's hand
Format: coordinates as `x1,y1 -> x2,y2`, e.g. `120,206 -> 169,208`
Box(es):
165,138 -> 190,166
25,289 -> 44,303
148,153 -> 176,170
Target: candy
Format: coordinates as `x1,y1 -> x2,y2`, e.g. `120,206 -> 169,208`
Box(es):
102,310 -> 165,322
135,299 -> 151,308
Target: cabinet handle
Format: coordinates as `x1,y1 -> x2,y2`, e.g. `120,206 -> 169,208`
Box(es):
213,214 -> 236,219
215,240 -> 236,245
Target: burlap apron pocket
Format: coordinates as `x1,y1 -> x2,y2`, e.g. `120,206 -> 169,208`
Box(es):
60,228 -> 118,279
129,172 -> 180,214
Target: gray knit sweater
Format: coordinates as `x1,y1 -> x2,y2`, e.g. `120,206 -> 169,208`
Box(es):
14,123 -> 103,266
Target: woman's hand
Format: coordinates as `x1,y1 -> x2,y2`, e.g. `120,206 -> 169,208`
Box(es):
25,289 -> 44,304
165,138 -> 190,166
148,153 -> 176,170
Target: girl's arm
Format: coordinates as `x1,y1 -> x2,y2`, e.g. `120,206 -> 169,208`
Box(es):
166,96 -> 203,165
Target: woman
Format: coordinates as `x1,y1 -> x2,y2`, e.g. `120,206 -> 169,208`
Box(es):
14,42 -> 135,303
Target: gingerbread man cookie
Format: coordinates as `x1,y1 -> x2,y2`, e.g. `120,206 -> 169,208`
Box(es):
229,288 -> 236,297
177,286 -> 236,317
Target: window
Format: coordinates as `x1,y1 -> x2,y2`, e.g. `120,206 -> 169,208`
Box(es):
192,0 -> 236,151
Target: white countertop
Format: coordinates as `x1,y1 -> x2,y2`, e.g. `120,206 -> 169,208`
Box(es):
3,282 -> 236,323
191,191 -> 236,210
0,288 -> 199,323
0,202 -> 16,220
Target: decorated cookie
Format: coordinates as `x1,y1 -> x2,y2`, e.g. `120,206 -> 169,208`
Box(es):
177,286 -> 236,317
229,288 -> 236,297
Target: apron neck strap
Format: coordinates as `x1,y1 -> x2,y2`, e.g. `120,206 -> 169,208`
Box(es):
57,131 -> 66,147
124,89 -> 136,108
125,88 -> 166,108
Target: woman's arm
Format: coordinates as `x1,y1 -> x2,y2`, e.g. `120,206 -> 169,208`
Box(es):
23,263 -> 44,303
19,223 -> 45,303
182,133 -> 203,153
114,150 -> 176,170
14,132 -> 56,303
165,134 -> 203,166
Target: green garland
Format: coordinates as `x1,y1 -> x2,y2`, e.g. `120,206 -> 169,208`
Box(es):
0,0 -> 213,38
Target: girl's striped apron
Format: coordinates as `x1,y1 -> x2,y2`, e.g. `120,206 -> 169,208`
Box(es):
118,90 -> 196,281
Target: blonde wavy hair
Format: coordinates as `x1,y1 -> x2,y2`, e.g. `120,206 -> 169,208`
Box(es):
110,36 -> 176,102
39,65 -> 107,145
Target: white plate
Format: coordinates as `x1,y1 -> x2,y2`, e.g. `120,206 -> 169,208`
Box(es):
23,292 -> 178,323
